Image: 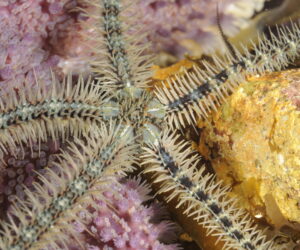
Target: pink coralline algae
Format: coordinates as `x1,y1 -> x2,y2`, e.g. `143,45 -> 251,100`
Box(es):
138,0 -> 266,57
0,140 -> 61,218
0,0 -> 78,93
69,178 -> 180,250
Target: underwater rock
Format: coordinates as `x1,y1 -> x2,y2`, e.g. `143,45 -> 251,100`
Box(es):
197,69 -> 300,228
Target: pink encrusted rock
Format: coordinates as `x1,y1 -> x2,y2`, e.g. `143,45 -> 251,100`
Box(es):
137,0 -> 266,57
68,178 -> 180,250
0,0 -> 79,93
282,75 -> 300,109
0,139 -> 61,218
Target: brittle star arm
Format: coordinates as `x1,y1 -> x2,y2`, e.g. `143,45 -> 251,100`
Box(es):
0,73 -> 129,159
142,131 -> 278,250
155,22 -> 300,129
0,121 -> 136,249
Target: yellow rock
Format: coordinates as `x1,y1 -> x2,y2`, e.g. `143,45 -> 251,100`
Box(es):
198,69 -> 300,227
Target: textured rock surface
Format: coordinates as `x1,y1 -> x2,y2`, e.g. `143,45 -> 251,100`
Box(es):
197,69 -> 300,227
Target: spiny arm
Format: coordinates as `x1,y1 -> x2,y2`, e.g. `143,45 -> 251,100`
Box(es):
0,122 -> 136,249
142,131 -> 282,250
79,0 -> 153,92
0,74 -> 118,158
155,22 -> 300,128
